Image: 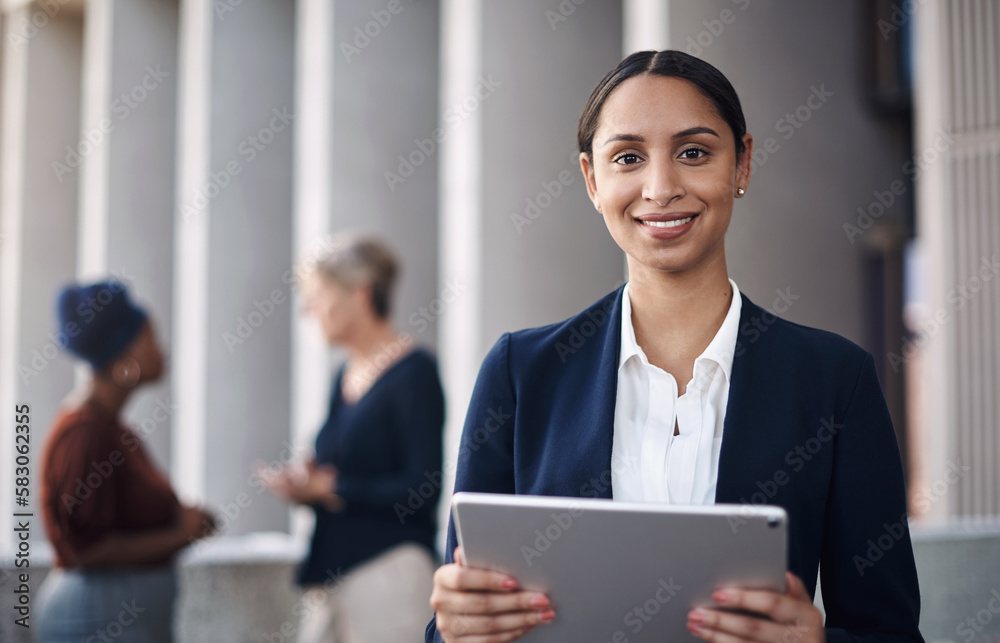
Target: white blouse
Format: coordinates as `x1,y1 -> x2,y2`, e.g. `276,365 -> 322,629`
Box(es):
611,279 -> 742,505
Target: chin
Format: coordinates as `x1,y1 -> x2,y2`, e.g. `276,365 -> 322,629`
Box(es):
633,241 -> 724,275
627,247 -> 691,273
324,323 -> 353,346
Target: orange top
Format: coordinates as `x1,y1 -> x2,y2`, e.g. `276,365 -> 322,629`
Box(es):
40,403 -> 181,568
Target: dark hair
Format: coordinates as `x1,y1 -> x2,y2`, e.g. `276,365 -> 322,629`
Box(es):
577,50 -> 747,162
56,280 -> 149,371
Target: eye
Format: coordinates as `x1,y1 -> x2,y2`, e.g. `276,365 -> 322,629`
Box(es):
612,152 -> 643,166
679,147 -> 709,161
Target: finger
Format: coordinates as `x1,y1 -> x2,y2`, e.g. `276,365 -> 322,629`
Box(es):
439,609 -> 553,637
688,607 -> 785,643
450,548 -> 519,588
709,586 -> 799,623
436,563 -> 519,592
448,626 -> 534,643
435,588 -> 551,616
785,572 -> 810,601
687,620 -> 750,643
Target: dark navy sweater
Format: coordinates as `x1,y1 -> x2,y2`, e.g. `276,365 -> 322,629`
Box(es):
297,346 -> 445,586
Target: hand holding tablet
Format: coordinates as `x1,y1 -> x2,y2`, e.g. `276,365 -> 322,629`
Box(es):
430,543 -> 556,642
444,492 -> 790,642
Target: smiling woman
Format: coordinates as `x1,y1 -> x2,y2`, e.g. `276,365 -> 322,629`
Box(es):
426,50 -> 923,643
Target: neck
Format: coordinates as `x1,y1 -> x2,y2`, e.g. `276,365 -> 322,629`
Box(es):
344,318 -> 398,365
625,249 -> 733,346
82,376 -> 133,420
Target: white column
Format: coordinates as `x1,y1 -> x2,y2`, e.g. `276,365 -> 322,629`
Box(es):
912,0 -> 951,522
624,0 -> 669,53
328,0 -> 442,337
435,0 -> 626,552
75,0 -> 181,467
0,6 -> 31,553
172,0 -> 213,502
291,0 -> 335,540
0,3 -> 85,547
201,0 -> 297,535
104,0 -> 181,467
317,0 -> 444,542
77,0 -> 113,280
913,0 -> 1000,519
438,0 -> 484,553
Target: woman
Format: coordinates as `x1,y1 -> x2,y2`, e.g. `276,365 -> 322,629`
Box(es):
261,235 -> 445,643
426,51 -> 922,643
37,281 -> 216,642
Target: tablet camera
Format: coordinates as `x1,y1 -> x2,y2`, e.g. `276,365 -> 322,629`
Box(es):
767,516 -> 781,528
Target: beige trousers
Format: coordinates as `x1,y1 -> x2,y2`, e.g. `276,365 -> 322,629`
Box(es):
297,543 -> 436,643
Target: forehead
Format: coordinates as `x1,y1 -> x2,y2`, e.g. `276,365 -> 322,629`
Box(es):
304,272 -> 349,296
595,74 -> 729,143
300,272 -> 329,293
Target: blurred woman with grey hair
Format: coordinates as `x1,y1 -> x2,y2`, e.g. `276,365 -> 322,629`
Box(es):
261,234 -> 445,643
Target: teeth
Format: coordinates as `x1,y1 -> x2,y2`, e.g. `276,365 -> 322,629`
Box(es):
641,216 -> 693,228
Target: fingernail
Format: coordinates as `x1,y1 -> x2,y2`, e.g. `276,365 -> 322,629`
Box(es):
539,609 -> 556,623
688,609 -> 705,623
713,589 -> 729,603
530,595 -> 550,608
501,578 -> 517,589
688,623 -> 704,636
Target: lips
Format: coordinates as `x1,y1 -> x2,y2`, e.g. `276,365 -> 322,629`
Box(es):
633,213 -> 700,239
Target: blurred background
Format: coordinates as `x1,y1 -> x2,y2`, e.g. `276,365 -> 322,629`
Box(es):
0,0 -> 997,640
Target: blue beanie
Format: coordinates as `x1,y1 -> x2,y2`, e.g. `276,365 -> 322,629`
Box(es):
56,280 -> 148,371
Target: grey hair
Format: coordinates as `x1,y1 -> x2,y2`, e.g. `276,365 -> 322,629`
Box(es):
302,234 -> 399,319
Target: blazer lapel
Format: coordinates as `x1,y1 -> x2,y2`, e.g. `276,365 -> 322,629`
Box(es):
569,285 -> 623,500
714,293 -> 772,504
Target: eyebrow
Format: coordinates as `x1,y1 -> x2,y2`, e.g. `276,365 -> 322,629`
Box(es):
599,126 -> 721,147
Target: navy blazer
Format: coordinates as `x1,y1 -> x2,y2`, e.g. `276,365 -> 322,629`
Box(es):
426,286 -> 922,643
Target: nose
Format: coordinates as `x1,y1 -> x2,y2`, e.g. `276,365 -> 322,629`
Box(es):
642,155 -> 684,206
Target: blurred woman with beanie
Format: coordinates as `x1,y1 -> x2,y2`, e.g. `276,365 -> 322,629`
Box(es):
36,279 -> 215,643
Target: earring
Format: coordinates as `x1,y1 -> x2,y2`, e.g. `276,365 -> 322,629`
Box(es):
112,356 -> 141,389
595,203 -> 603,213
736,187 -> 746,198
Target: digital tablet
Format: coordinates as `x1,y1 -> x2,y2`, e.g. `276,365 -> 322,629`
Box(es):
451,492 -> 787,642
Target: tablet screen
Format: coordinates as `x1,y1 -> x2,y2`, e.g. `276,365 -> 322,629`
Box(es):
452,492 -> 787,642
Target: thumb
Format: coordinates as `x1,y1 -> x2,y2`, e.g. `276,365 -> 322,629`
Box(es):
454,546 -> 465,567
785,571 -> 810,601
